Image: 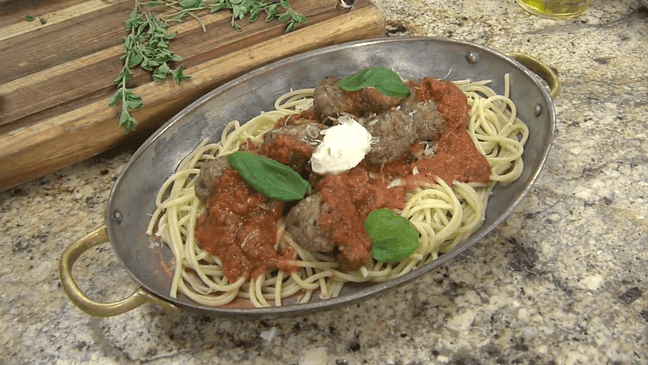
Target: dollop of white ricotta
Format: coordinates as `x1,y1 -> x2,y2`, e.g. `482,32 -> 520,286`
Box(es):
310,116 -> 372,175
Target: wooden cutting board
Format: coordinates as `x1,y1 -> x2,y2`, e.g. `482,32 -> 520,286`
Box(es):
0,0 -> 384,191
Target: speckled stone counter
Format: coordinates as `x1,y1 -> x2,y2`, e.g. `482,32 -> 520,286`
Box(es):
2,1 -> 648,364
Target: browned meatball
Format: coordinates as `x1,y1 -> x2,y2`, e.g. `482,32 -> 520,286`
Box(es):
262,122 -> 326,171
357,87 -> 403,114
313,77 -> 355,122
285,193 -> 335,253
400,94 -> 445,140
195,157 -> 228,203
364,108 -> 416,164
314,78 -> 404,122
263,122 -> 325,148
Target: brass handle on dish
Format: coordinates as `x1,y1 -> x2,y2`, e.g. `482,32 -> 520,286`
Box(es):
508,52 -> 560,99
59,225 -> 178,317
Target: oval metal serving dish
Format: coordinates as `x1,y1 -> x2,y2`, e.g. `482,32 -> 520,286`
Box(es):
62,37 -> 556,319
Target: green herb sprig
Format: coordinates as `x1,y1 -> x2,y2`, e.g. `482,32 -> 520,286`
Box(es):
109,10 -> 189,132
111,0 -> 306,132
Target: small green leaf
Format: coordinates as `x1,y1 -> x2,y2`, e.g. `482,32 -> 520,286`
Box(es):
179,0 -> 201,9
226,151 -> 310,202
153,49 -> 172,62
24,15 -> 35,22
265,5 -> 278,21
127,52 -> 144,68
153,62 -> 171,81
249,9 -> 260,22
278,12 -> 290,22
366,209 -> 419,263
338,67 -> 410,98
125,12 -> 144,29
211,3 -> 227,12
294,14 -> 307,23
119,109 -> 137,133
171,65 -> 190,84
232,5 -> 244,19
125,98 -> 143,109
108,90 -> 122,106
141,57 -> 161,71
284,21 -> 295,33
141,45 -> 155,57
170,53 -> 183,62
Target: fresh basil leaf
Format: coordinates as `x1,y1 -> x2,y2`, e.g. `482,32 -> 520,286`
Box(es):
338,67 -> 410,98
365,208 -> 419,263
226,151 -> 310,202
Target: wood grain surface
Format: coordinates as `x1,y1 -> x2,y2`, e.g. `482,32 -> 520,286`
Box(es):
0,0 -> 385,191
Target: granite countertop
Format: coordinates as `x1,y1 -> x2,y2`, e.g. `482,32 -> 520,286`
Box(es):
2,1 -> 648,364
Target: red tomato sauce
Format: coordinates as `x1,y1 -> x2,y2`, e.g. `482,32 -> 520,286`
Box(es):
261,134 -> 314,165
317,167 -> 407,269
194,168 -> 297,282
400,77 -> 491,184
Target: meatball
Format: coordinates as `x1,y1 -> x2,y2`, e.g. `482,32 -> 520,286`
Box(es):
400,94 -> 445,140
313,78 -> 403,122
364,108 -> 416,164
285,193 -> 335,253
313,77 -> 355,122
263,122 -> 325,147
357,87 -> 403,114
195,157 -> 228,203
262,123 -> 326,171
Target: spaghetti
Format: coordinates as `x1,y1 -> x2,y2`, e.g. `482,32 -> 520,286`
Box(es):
146,75 -> 528,307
